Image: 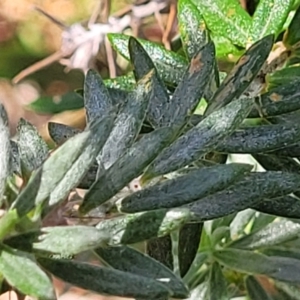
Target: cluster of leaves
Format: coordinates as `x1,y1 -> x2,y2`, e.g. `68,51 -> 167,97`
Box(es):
3,0 -> 300,299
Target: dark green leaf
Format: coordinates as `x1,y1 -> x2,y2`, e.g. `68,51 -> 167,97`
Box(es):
205,34 -> 274,115
95,208 -> 191,245
48,122 -> 81,145
16,118 -> 49,174
284,4 -> 300,47
178,0 -> 208,59
274,280 -> 300,299
230,219 -> 300,249
80,127 -> 174,214
128,37 -> 170,129
216,122 -> 300,153
99,70 -> 152,169
0,104 -> 10,204
0,244 -> 54,299
267,66 -> 300,88
119,163 -> 252,213
3,231 -> 41,252
192,0 -> 252,47
250,0 -> 293,42
84,69 -> 113,123
188,171 -> 300,222
9,140 -> 21,176
27,92 -> 84,114
245,275 -> 273,300
143,98 -> 253,180
38,257 -> 171,299
108,33 -> 188,85
94,245 -> 189,298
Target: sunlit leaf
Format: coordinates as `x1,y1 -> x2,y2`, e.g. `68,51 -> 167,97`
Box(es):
104,73 -> 136,91
284,4 -> 300,47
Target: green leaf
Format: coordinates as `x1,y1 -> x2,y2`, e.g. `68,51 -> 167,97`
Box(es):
108,33 -> 188,85
80,127 -> 174,214
0,210 -> 19,240
96,208 -> 191,245
230,209 -> 256,239
252,195 -> 300,219
205,34 -> 274,116
27,92 -> 84,114
48,122 -> 81,145
48,115 -> 115,206
178,0 -> 208,59
216,121 -> 300,153
0,104 -> 10,204
104,73 -> 136,91
84,69 -> 113,123
94,245 -> 189,298
188,171 -> 300,222
9,140 -> 21,176
119,163 -> 252,213
16,118 -> 49,174
0,244 -> 54,299
205,262 -> 228,300
192,0 -> 252,47
99,70 -> 152,169
128,37 -> 170,129
274,280 -> 300,299
284,4 -> 300,47
230,219 -> 300,249
38,257 -> 171,299
267,66 -> 300,88
143,98 -> 253,180
211,33 -> 243,58
245,275 -> 273,300
33,226 -> 110,256
250,0 -> 294,42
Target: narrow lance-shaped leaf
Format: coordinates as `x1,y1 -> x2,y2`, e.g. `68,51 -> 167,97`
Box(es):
274,280 -> 300,299
192,0 -> 252,47
188,171 -> 300,222
0,105 -> 10,204
160,41 -> 215,128
49,115 -> 116,206
84,69 -> 114,123
284,4 -> 300,47
96,208 -> 191,245
48,122 -> 81,145
119,163 -> 252,213
104,73 -> 136,91
204,34 -> 274,116
216,121 -> 300,153
108,33 -> 188,85
9,140 -> 21,176
250,0 -> 293,42
143,97 -> 253,181
128,36 -> 170,129
245,275 -> 274,300
266,67 -> 300,88
0,244 -> 55,300
99,70 -> 153,169
80,127 -> 174,214
230,209 -> 256,240
16,118 -> 49,174
230,219 -> 300,250
38,257 -> 171,299
94,245 -> 189,298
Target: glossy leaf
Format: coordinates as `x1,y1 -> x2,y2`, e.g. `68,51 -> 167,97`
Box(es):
245,275 -> 273,300
34,226 -> 110,256
188,171 -> 300,222
205,34 -> 274,116
250,0 -> 293,42
192,0 -> 252,47
27,92 -> 84,114
230,219 -> 300,250
128,37 -> 170,129
80,127 -> 174,214
0,244 -> 54,299
49,115 -> 115,206
284,4 -> 300,47
48,122 -> 81,145
119,163 -> 252,213
216,122 -> 300,153
84,69 -> 113,123
0,105 -> 9,204
143,98 -> 253,180
95,208 -> 191,245
104,73 -> 136,91
16,118 -> 49,174
99,70 -> 152,169
178,0 -> 208,59
38,257 -> 171,299
108,33 -> 188,85
94,245 -> 189,298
